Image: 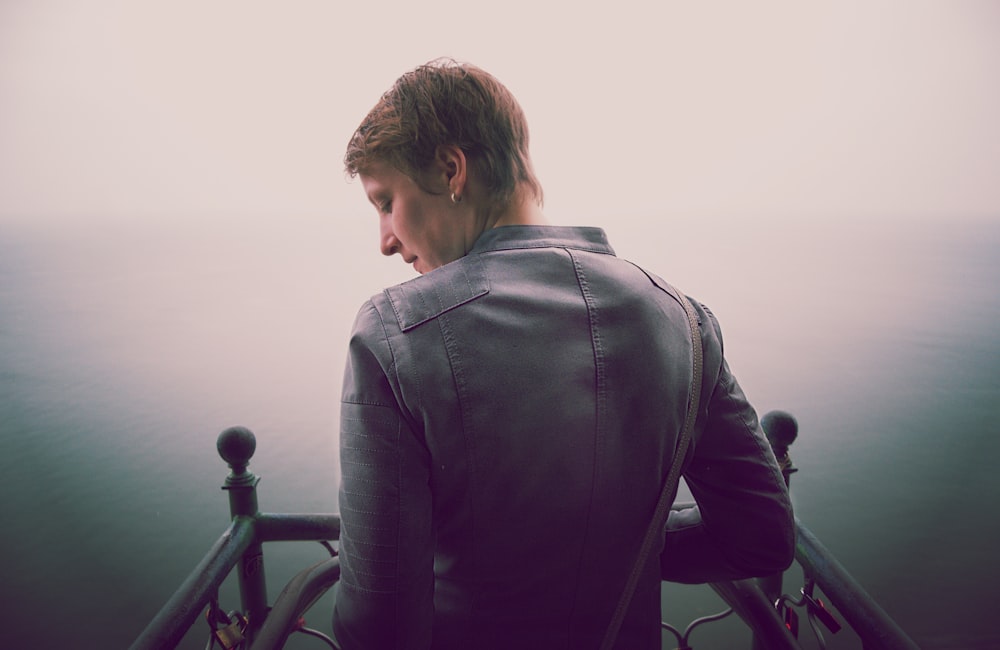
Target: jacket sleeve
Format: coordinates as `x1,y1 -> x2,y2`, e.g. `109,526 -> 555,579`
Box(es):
332,302 -> 435,650
660,304 -> 795,584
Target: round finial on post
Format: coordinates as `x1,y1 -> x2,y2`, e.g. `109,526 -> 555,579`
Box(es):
761,410 -> 798,483
218,426 -> 256,476
761,410 -> 798,453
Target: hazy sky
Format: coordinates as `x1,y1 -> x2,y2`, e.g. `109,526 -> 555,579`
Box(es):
2,0 -> 998,228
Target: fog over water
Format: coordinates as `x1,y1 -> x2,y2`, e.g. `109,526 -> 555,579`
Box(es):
2,2 -> 999,648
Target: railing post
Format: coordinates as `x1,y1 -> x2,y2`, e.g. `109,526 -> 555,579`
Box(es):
218,426 -> 269,642
753,410 -> 799,650
760,410 -> 799,490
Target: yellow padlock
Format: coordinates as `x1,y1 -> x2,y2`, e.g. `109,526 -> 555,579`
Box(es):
213,613 -> 247,650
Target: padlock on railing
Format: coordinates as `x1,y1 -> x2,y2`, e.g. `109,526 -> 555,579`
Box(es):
205,597 -> 249,650
212,612 -> 248,650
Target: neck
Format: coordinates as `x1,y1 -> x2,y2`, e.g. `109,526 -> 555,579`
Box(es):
486,186 -> 548,230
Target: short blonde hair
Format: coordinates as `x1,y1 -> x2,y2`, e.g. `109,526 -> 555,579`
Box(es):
344,59 -> 543,207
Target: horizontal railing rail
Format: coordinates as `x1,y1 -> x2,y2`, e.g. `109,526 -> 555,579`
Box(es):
131,413 -> 920,650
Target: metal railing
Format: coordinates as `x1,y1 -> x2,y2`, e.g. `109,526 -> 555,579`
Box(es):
129,426 -> 341,650
130,413 -> 920,650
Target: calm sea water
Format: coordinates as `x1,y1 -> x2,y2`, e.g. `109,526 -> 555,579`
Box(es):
1,215 -> 998,649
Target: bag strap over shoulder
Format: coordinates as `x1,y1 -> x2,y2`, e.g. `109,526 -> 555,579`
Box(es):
599,290 -> 704,650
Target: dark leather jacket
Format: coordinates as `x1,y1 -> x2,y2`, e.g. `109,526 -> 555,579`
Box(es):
333,226 -> 794,650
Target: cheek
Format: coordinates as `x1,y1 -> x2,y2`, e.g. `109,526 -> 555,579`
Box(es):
392,214 -> 418,245
396,206 -> 434,245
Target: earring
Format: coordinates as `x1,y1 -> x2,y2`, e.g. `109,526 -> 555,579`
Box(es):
451,192 -> 462,204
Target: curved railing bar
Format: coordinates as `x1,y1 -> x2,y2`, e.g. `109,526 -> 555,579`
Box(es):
249,556 -> 341,650
661,606 -> 734,648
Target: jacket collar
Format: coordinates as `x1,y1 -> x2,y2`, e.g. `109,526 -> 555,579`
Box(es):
469,225 -> 616,257
383,226 -> 616,332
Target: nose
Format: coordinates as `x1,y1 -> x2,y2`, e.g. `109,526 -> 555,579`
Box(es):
380,219 -> 400,257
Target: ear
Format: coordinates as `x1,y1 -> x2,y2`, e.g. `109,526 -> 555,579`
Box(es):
431,144 -> 467,196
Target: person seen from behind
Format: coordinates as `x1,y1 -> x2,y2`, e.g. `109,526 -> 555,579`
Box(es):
332,58 -> 795,650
